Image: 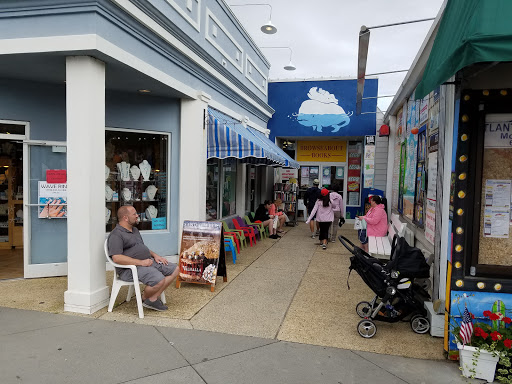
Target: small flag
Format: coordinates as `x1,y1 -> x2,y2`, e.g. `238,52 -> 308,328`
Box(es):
460,306 -> 473,345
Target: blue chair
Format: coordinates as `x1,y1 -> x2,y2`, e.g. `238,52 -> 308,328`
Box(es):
224,238 -> 237,264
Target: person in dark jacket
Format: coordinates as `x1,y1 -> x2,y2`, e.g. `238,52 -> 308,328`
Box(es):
304,179 -> 321,238
254,202 -> 279,239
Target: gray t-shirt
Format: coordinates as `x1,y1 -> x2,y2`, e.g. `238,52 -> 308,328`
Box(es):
108,225 -> 151,260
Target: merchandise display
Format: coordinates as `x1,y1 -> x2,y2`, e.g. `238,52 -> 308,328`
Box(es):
139,160 -> 151,181
145,204 -> 157,220
105,185 -> 114,201
105,130 -> 168,232
117,161 -> 130,181
145,185 -> 157,200
274,182 -> 298,226
130,165 -> 141,181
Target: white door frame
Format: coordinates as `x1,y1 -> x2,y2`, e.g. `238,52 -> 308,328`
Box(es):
24,139 -> 67,278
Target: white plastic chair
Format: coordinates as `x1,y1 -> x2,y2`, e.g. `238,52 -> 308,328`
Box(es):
297,199 -> 307,222
104,239 -> 166,319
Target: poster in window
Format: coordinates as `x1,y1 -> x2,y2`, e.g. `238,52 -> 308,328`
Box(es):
348,192 -> 359,206
403,132 -> 418,220
483,180 -> 511,238
419,95 -> 429,124
335,166 -> 344,179
38,181 -> 67,218
177,221 -> 222,288
425,199 -> 436,245
322,167 -> 330,186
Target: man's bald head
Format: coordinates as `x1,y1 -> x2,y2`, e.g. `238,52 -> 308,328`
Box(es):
117,205 -> 135,221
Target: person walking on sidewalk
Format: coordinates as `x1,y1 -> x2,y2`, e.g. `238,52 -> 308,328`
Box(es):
328,184 -> 344,243
107,205 -> 179,311
304,179 -> 321,238
306,188 -> 334,250
356,195 -> 388,252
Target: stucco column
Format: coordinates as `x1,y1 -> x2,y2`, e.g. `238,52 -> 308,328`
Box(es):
179,92 -> 210,226
64,56 -> 109,314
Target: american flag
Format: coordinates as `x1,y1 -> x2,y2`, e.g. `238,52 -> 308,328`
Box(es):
460,306 -> 473,345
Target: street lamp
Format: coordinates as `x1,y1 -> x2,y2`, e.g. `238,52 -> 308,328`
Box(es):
260,46 -> 296,71
229,3 -> 277,34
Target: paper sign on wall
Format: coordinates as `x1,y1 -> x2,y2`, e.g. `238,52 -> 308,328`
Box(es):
46,170 -> 67,183
38,181 -> 67,218
483,180 -> 511,238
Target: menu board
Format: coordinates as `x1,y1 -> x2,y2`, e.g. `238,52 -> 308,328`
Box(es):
176,221 -> 223,290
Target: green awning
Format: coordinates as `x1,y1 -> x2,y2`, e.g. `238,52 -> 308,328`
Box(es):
416,0 -> 512,99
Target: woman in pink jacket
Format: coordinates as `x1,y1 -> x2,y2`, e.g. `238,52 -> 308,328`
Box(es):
356,195 -> 387,252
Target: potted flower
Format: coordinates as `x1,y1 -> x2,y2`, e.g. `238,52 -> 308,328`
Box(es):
451,308 -> 512,383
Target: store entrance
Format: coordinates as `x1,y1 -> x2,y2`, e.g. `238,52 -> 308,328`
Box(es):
0,139 -> 24,279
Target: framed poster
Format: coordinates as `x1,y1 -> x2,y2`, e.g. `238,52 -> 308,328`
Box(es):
176,221 -> 223,291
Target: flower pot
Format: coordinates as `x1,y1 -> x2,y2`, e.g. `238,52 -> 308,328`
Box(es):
457,343 -> 499,383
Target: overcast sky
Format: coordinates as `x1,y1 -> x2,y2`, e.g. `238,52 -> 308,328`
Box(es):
229,0 -> 445,112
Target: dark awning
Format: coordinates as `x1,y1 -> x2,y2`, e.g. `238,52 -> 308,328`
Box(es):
416,0 -> 512,98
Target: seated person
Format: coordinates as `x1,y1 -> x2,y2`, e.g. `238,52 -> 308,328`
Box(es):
269,199 -> 286,233
107,205 -> 179,312
254,202 -> 279,239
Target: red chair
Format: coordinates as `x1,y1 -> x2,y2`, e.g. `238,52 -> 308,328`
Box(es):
232,218 -> 256,247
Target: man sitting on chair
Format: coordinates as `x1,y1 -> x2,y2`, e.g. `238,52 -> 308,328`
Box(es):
107,205 -> 178,312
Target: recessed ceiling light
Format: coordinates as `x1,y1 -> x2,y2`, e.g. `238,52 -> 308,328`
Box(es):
138,89 -> 151,93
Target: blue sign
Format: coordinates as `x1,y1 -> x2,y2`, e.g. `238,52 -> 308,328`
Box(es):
268,79 -> 378,140
151,217 -> 166,230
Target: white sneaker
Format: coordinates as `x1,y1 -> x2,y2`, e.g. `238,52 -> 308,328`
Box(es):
331,239 -> 336,243
311,234 -> 316,239
322,244 -> 327,250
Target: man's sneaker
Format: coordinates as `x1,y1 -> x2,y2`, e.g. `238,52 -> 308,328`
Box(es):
311,234 -> 316,239
142,298 -> 168,311
331,239 -> 336,243
322,244 -> 327,250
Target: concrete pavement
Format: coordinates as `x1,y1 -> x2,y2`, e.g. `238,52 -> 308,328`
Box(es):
0,307 -> 476,384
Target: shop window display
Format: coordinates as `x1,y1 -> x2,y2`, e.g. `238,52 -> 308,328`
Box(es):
206,159 -> 219,220
105,130 -> 169,232
222,158 -> 237,217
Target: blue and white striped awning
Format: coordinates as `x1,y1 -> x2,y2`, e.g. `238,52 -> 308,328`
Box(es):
247,127 -> 300,169
207,108 -> 298,168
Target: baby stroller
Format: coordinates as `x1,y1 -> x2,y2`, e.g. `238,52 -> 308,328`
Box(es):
339,235 -> 431,338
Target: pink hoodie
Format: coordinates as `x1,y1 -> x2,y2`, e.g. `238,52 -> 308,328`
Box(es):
362,204 -> 388,237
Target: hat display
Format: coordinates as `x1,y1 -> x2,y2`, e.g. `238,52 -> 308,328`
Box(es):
321,188 -> 329,196
313,179 -> 319,185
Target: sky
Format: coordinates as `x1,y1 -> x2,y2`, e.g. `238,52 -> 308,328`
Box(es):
228,0 -> 445,113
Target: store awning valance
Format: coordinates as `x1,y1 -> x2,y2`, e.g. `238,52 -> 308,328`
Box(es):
247,127 -> 300,169
207,108 -> 298,168
416,0 -> 512,99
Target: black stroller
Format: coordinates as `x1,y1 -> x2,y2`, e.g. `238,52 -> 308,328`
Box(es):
339,235 -> 431,338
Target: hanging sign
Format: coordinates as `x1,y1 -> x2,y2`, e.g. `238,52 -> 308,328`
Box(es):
176,221 -> 224,291
282,168 -> 298,181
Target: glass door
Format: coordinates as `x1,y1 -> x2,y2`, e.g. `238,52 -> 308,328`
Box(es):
24,141 -> 67,278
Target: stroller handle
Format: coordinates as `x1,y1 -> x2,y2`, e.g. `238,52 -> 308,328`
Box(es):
338,235 -> 356,253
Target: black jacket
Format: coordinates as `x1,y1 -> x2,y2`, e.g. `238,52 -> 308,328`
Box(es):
304,186 -> 321,210
254,204 -> 270,221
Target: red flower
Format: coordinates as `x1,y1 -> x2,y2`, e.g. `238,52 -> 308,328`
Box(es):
489,313 -> 500,321
483,310 -> 492,317
471,313 -> 475,319
491,331 -> 503,341
481,331 -> 489,339
504,339 -> 512,349
474,327 -> 484,337
504,317 -> 512,324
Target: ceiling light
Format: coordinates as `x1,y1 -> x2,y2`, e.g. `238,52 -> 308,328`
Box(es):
261,20 -> 277,34
138,89 -> 151,93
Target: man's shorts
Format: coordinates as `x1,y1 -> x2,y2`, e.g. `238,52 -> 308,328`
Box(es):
118,259 -> 177,287
307,207 -> 316,221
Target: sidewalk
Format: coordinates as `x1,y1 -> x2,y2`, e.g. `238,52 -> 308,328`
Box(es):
0,306 -> 469,384
0,223 -> 474,382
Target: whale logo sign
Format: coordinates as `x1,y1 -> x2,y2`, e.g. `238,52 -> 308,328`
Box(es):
293,87 -> 352,133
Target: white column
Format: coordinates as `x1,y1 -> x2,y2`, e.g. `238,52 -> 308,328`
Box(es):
64,56 -> 109,314
179,91 -> 210,226
236,161 -> 246,215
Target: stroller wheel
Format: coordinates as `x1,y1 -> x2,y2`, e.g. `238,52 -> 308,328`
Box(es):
410,315 -> 430,334
356,301 -> 372,318
357,319 -> 377,338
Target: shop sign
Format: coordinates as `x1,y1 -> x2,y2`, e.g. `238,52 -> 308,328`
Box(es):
484,119 -> 512,148
282,168 -> 298,180
297,140 -> 347,162
365,135 -> 375,146
419,95 -> 429,124
38,181 -> 67,218
176,221 -> 223,290
46,170 -> 67,183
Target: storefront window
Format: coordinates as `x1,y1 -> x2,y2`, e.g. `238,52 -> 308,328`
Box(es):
206,159 -> 219,220
105,130 -> 169,232
222,158 -> 237,217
